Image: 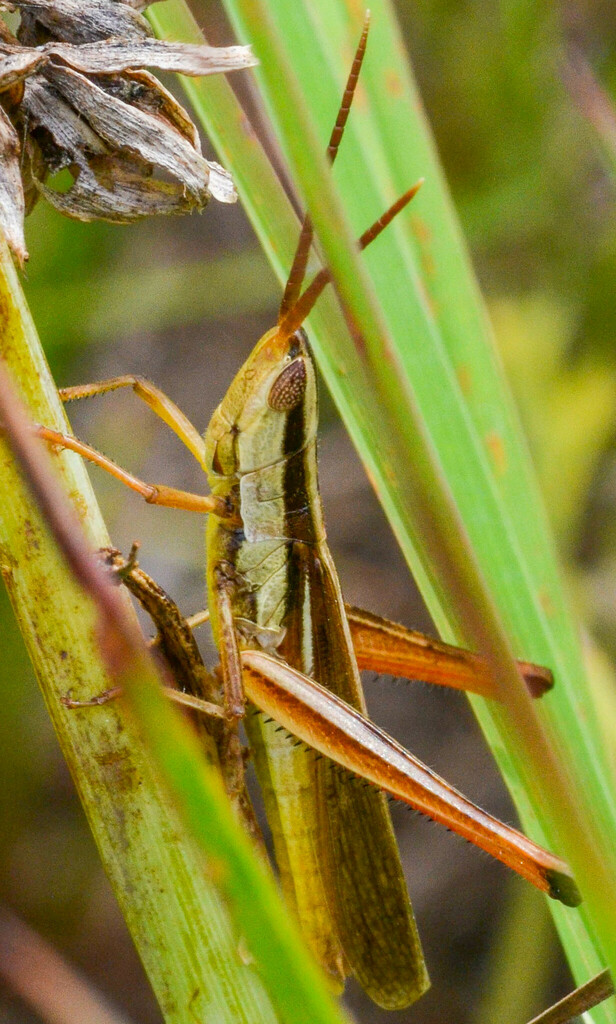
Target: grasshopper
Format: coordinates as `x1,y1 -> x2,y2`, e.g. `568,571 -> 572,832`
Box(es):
37,19 -> 580,1010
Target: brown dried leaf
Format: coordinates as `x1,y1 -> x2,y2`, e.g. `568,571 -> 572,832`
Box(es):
23,78 -> 108,168
0,43 -> 42,88
0,104 -> 26,263
0,37 -> 256,92
47,38 -> 258,76
203,160 -> 237,203
114,69 -> 201,150
100,68 -> 235,202
11,0 -> 152,44
35,156 -> 202,221
44,62 -> 215,199
0,0 -> 254,250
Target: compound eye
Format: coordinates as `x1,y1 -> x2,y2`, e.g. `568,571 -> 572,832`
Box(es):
268,358 -> 307,411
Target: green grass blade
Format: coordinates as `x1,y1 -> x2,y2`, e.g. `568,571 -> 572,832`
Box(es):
0,234 -> 347,1024
152,1 -> 616,1014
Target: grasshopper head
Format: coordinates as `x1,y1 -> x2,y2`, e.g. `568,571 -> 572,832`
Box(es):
204,326 -> 318,478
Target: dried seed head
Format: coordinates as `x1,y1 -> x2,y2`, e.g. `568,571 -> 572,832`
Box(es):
0,1 -> 257,263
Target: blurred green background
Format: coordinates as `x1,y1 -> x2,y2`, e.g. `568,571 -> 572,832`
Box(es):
1,1 -> 616,1022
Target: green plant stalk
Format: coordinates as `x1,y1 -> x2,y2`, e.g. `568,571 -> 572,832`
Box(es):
0,234 -> 348,1024
153,0 -> 616,1012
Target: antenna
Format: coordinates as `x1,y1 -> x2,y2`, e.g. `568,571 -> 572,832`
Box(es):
277,179 -> 423,340
278,12 -> 371,321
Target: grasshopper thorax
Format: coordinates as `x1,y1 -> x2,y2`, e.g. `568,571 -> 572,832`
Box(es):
204,326 -> 318,481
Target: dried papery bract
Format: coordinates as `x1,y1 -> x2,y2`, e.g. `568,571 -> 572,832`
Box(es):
0,0 -> 257,263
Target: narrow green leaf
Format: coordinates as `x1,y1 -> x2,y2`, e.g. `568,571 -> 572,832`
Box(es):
153,1 -> 616,1014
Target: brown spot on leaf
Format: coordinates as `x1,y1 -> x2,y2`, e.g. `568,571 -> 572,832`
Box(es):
188,988 -> 202,1023
456,364 -> 472,396
96,748 -> 140,793
411,216 -> 436,279
0,294 -> 10,334
385,69 -> 403,97
538,587 -> 556,617
23,518 -> 40,551
348,0 -> 365,23
416,276 -> 439,318
485,431 -> 506,476
69,490 -> 89,522
412,216 -> 431,244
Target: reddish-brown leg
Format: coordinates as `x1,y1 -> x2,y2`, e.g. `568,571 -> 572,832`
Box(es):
241,649 -> 579,908
59,375 -> 206,468
346,605 -> 553,699
36,425 -> 226,515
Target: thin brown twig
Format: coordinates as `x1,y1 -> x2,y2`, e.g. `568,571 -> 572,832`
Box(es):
525,969 -> 613,1024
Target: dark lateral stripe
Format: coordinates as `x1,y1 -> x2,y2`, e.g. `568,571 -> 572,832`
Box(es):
283,394 -> 306,459
284,401 -> 308,517
283,401 -> 304,624
281,410 -> 322,547
280,540 -> 309,665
